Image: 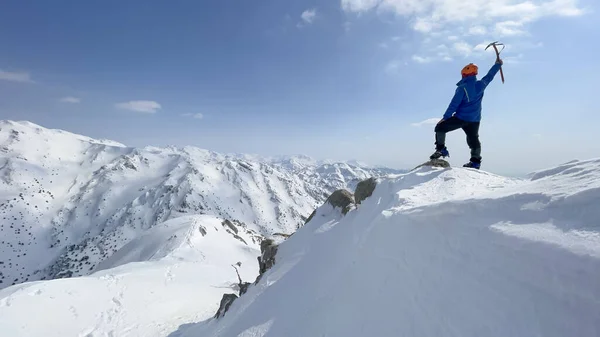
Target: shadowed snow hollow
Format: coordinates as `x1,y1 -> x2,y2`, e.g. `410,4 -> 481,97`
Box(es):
173,158 -> 600,337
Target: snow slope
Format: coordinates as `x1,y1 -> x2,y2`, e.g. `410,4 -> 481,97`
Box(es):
174,158 -> 600,337
0,215 -> 263,337
0,120 -> 399,289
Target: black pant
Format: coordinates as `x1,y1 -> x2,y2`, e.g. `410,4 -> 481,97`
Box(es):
435,116 -> 481,162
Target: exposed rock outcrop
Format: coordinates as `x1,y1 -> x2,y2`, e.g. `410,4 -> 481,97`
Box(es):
221,219 -> 238,234
414,158 -> 450,170
239,282 -> 251,296
214,293 -> 238,319
257,239 -> 278,277
355,177 -> 377,205
214,238 -> 281,319
273,232 -> 291,239
325,189 -> 354,215
213,179 -> 383,320
304,209 -> 317,225
213,178 -> 383,320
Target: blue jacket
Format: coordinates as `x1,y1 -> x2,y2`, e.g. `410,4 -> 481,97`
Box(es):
443,63 -> 502,122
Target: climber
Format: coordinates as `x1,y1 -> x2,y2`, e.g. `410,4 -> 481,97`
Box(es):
429,58 -> 503,169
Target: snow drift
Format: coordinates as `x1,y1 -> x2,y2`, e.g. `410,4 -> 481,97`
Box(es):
173,158 -> 600,337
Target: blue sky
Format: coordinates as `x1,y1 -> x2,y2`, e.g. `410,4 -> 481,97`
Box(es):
0,0 -> 598,175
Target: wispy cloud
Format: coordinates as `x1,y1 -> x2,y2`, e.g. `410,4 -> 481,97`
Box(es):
343,21 -> 352,32
115,100 -> 161,114
342,0 -> 584,24
453,41 -> 475,57
342,0 -> 585,63
503,53 -> 525,64
495,20 -> 527,36
411,118 -> 440,127
59,96 -> 81,104
182,113 -> 204,119
468,26 -> 487,35
385,59 -> 405,73
301,8 -> 317,24
298,8 -> 317,28
412,55 -> 433,63
0,69 -> 34,83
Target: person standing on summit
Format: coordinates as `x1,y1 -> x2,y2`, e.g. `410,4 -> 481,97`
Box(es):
429,58 -> 503,169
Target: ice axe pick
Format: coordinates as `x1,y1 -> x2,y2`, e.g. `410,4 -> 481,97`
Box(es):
485,41 -> 505,83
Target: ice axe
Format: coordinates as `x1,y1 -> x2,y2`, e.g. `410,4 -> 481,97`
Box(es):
485,41 -> 505,83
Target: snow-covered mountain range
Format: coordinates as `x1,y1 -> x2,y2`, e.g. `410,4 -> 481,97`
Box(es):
2,153 -> 599,337
0,120 -> 403,289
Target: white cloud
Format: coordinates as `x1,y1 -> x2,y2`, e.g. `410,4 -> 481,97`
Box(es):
341,0 -> 381,12
413,17 -> 436,32
474,42 -> 489,51
300,8 -> 317,24
0,69 -> 34,83
411,118 -> 440,127
59,96 -> 81,104
495,20 -> 527,36
341,0 -> 584,25
342,0 -> 585,63
385,60 -> 405,73
453,41 -> 474,57
412,55 -> 433,63
115,100 -> 161,114
468,26 -> 487,35
182,113 -> 204,119
503,53 -> 524,64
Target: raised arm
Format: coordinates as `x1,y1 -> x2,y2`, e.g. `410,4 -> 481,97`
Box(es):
480,60 -> 503,88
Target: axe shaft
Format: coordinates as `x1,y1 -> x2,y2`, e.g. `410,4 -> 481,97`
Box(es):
491,44 -> 505,83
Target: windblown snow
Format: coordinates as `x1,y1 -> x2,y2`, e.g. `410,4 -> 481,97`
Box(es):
1,120 -> 599,337
173,158 -> 600,337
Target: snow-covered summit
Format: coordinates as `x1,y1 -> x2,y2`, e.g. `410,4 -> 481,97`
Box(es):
0,120 -> 127,149
174,158 -> 600,337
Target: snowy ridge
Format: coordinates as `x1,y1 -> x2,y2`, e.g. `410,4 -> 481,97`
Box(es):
0,120 -> 398,289
174,158 -> 600,337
